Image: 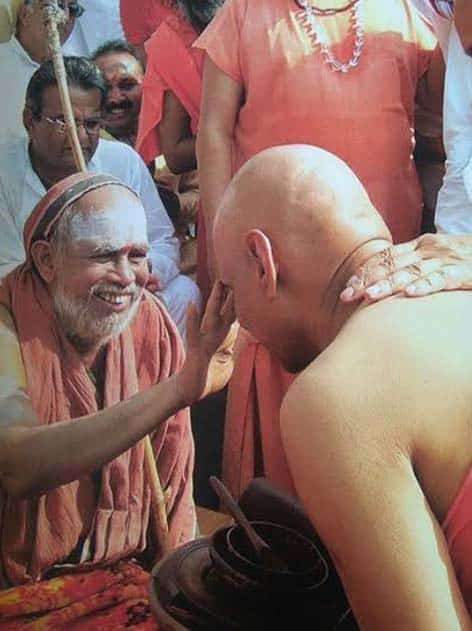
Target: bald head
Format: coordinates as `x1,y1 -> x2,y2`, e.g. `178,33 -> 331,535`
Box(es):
215,145 -> 389,281
214,145 -> 391,370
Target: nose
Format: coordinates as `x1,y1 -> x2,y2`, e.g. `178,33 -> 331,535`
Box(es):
111,256 -> 134,286
107,86 -> 123,103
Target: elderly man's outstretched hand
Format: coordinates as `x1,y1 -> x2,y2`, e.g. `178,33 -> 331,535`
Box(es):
340,234 -> 472,303
178,281 -> 237,405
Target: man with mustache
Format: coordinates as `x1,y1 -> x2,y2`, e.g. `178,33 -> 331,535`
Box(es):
214,144 -> 472,630
92,39 -> 201,282
92,39 -> 144,147
0,171 -> 235,627
0,55 -> 201,337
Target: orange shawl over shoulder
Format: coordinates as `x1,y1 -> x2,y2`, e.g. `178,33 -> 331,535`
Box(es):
119,0 -> 176,45
136,12 -> 203,164
0,173 -> 195,586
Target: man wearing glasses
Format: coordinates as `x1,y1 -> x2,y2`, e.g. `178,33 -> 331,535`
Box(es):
0,0 -> 84,143
0,56 -> 200,337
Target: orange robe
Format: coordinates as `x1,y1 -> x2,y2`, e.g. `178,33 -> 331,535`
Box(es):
195,0 -> 437,497
119,0 -> 176,45
0,173 -> 195,627
443,466 -> 472,614
136,12 -> 211,303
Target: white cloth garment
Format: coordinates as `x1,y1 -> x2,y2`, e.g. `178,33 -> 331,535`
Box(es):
0,137 -> 200,335
63,0 -> 125,58
411,0 -> 472,233
0,36 -> 38,144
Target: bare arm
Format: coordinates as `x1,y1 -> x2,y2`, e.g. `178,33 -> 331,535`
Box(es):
157,91 -> 197,175
280,346 -> 472,630
196,56 -> 243,281
0,284 -> 235,499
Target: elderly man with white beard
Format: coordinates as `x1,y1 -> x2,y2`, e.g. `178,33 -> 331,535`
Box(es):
0,171 -> 235,628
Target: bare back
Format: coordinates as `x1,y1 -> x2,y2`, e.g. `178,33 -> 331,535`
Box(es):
330,290 -> 472,519
281,290 -> 472,631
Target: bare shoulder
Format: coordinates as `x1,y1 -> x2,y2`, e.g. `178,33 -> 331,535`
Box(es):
282,292 -> 472,449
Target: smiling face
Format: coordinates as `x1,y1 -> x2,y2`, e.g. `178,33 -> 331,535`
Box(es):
25,84 -> 102,179
94,51 -> 143,140
48,186 -> 150,350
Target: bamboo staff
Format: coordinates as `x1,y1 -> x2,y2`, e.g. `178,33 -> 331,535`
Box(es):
40,0 -> 172,559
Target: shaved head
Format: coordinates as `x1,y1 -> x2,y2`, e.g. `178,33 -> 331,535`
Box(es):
214,145 -> 391,370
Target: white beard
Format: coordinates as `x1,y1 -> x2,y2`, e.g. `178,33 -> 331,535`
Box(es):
53,279 -> 142,349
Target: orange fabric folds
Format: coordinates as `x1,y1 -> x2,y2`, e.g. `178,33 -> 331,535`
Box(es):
120,0 -> 176,45
0,560 -> 158,629
0,173 -> 195,587
136,13 -> 203,164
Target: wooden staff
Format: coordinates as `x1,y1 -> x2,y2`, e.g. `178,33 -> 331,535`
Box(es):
40,0 -> 172,559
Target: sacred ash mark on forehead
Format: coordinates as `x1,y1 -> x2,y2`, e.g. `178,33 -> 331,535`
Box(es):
68,205 -> 148,251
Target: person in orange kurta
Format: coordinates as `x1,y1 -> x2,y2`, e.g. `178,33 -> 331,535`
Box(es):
119,0 -> 177,61
195,0 -> 442,498
136,1 -> 225,305
0,172 -> 235,628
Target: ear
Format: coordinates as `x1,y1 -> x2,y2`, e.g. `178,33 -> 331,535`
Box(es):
245,229 -> 278,300
30,240 -> 57,284
23,105 -> 34,134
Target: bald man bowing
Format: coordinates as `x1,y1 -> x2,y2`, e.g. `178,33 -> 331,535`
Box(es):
214,145 -> 472,631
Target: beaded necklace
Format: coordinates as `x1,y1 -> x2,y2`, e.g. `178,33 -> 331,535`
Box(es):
295,0 -> 364,73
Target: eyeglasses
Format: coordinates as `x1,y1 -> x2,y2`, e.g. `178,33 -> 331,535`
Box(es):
42,115 -> 102,136
57,1 -> 85,18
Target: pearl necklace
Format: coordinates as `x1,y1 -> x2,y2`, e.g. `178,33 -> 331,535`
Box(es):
296,0 -> 364,73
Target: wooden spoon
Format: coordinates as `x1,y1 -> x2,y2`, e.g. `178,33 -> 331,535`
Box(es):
210,476 -> 288,571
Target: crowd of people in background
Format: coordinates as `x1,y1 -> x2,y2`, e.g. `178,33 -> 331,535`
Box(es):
1,0 -> 472,629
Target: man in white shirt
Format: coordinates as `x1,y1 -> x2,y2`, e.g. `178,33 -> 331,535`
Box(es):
412,0 -> 472,233
0,56 -> 200,336
62,0 -> 125,58
0,0 -> 80,144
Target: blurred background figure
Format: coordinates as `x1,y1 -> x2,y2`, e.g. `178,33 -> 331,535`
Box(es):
63,0 -> 125,57
0,0 -> 79,143
136,0 -> 225,305
412,0 -> 472,233
195,0 -> 443,499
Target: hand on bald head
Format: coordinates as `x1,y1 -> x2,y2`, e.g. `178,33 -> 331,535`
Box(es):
214,144 -> 390,295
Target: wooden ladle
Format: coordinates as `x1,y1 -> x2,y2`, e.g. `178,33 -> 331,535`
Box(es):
210,476 -> 288,571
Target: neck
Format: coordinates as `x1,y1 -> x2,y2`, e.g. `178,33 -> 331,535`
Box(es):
313,237 -> 392,350
68,333 -> 107,368
117,129 -> 137,147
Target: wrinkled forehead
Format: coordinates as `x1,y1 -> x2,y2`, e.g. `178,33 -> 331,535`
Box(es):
69,201 -> 148,248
